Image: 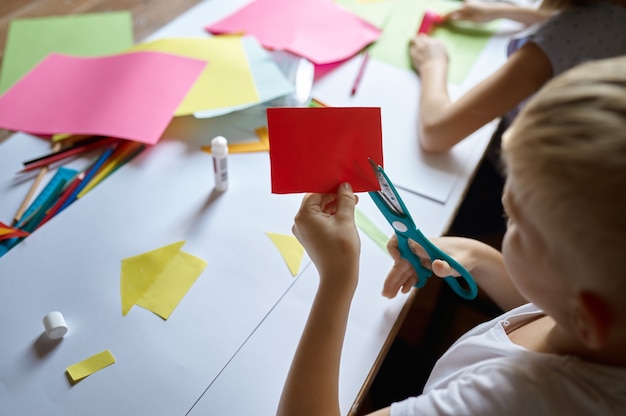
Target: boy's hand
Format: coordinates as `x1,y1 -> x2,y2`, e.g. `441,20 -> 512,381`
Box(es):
382,235 -> 476,298
292,183 -> 360,289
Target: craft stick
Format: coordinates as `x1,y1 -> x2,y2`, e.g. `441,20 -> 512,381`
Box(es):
20,178 -> 68,233
13,142 -> 62,224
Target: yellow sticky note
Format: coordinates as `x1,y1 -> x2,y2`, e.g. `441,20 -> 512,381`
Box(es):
266,232 -> 304,276
120,241 -> 207,319
66,350 -> 116,383
128,36 -> 259,116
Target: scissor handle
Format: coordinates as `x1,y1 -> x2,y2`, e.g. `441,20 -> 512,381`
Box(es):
397,231 -> 478,300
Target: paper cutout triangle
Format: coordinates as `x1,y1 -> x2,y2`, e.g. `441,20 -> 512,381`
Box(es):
266,232 -> 304,276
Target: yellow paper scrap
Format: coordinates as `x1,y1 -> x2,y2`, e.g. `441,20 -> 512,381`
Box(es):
201,126 -> 270,154
66,350 -> 116,383
120,241 -> 207,319
266,232 -> 304,276
128,36 -> 259,116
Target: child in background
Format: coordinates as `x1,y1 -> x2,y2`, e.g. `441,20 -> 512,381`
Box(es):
414,0 -> 626,246
277,55 -> 626,415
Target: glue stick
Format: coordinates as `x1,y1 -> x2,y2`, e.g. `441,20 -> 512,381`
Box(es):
211,136 -> 229,191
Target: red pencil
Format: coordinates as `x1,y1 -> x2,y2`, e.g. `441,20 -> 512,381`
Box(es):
20,137 -> 118,172
351,52 -> 370,96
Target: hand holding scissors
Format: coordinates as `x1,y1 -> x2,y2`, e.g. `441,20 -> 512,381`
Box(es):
368,159 -> 478,300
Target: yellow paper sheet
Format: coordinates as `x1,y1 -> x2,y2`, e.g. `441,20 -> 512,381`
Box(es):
128,36 -> 259,116
266,232 -> 304,276
120,241 -> 207,319
201,126 -> 270,154
66,350 -> 116,383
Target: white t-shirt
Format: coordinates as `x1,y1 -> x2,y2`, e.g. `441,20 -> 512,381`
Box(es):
390,303 -> 626,415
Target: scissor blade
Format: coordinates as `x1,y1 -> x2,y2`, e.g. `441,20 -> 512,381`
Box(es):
368,158 -> 405,216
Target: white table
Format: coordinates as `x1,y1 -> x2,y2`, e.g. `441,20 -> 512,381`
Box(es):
0,1 -> 520,414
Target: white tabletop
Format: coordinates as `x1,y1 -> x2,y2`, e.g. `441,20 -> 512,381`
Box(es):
0,1 -> 520,414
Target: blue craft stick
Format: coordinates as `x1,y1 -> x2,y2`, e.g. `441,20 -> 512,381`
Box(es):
21,178 -> 67,233
15,167 -> 78,229
57,146 -> 115,213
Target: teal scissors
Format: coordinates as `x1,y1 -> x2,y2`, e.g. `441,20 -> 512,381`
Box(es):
368,159 -> 478,300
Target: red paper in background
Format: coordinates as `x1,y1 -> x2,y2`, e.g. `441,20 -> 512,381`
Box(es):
267,107 -> 383,194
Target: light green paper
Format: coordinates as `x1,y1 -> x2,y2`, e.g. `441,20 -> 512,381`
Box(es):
355,208 -> 390,253
367,0 -> 499,84
0,12 -> 133,94
333,0 -> 400,28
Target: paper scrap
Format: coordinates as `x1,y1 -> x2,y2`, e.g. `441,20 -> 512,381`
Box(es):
267,107 -> 383,193
128,36 -> 260,116
0,12 -> 133,95
367,0 -> 499,84
266,232 -> 304,276
201,126 -> 270,154
120,241 -> 207,319
206,0 -> 381,65
0,52 -> 206,144
193,36 -> 295,119
354,208 -> 390,252
66,350 -> 116,383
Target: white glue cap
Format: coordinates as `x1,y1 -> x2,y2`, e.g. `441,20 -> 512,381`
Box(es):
211,136 -> 228,155
42,311 -> 68,340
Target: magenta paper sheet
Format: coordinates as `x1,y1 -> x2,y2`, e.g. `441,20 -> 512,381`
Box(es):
206,0 -> 380,65
0,51 -> 206,144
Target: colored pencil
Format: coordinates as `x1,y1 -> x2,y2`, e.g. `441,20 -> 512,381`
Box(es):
20,137 -> 117,172
56,146 -> 116,213
351,52 -> 369,96
12,142 -> 62,224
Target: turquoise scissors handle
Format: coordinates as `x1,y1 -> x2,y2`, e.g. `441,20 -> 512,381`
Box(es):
394,227 -> 478,300
367,159 -> 478,300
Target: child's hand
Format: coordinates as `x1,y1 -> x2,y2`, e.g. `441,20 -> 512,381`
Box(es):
382,235 -> 478,298
292,183 -> 360,289
409,34 -> 448,74
443,0 -> 500,23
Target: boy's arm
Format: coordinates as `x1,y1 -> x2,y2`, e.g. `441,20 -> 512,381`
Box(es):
279,184 -> 389,415
383,236 -> 527,312
413,39 -> 552,153
277,268 -> 357,416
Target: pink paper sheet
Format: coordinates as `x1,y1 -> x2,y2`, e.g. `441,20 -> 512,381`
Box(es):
0,52 -> 206,144
267,107 -> 383,194
206,0 -> 380,65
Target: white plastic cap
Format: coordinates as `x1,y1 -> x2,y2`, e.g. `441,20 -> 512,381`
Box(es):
211,136 -> 228,155
42,311 -> 68,340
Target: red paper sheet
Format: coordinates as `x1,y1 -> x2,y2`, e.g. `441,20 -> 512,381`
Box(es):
267,107 -> 383,194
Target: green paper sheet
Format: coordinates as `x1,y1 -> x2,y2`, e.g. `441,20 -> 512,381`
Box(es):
367,0 -> 499,84
355,208 -> 390,252
0,12 -> 133,94
333,0 -> 400,28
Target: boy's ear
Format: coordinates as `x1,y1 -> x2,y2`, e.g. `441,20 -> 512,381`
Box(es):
571,291 -> 614,350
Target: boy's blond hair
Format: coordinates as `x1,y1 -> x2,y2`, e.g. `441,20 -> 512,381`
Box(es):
502,56 -> 626,299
